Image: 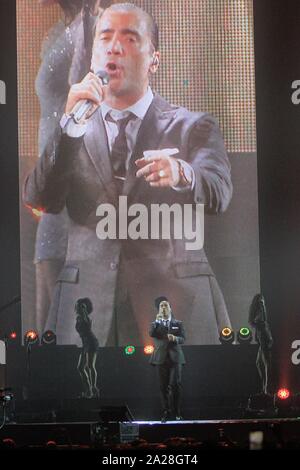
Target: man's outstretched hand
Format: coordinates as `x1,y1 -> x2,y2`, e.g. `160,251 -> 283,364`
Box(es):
136,153 -> 181,187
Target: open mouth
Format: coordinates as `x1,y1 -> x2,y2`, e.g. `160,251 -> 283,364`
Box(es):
107,63 -> 117,71
105,63 -> 123,80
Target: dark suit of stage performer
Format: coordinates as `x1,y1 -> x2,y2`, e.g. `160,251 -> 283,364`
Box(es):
75,297 -> 99,398
248,294 -> 273,395
24,3 -> 233,347
149,297 -> 185,422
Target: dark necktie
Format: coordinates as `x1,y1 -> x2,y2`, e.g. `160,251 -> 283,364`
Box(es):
106,112 -> 136,182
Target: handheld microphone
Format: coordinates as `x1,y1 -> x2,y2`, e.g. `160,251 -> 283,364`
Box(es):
70,70 -> 110,124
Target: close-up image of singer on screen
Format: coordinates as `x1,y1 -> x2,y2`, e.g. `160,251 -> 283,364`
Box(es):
18,0 -> 259,346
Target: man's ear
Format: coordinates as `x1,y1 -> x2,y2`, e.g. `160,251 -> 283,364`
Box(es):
149,51 -> 160,74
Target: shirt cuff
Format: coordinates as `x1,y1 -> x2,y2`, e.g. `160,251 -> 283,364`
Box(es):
60,114 -> 88,138
172,159 -> 195,192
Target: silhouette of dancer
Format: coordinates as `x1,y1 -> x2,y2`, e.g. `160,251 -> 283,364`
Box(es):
75,298 -> 99,398
249,294 -> 273,394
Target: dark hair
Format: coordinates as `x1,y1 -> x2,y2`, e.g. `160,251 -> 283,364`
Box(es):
75,297 -> 93,315
154,296 -> 169,311
248,293 -> 266,325
106,2 -> 159,50
58,0 -> 83,22
58,0 -> 119,21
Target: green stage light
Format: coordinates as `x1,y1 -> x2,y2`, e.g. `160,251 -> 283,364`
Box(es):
237,327 -> 252,344
124,345 -> 136,356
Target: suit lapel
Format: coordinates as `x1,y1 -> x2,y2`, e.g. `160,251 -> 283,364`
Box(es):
84,109 -> 118,200
123,94 -> 178,196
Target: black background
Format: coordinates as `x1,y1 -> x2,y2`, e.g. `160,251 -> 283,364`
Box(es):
0,0 -> 20,337
254,0 -> 300,385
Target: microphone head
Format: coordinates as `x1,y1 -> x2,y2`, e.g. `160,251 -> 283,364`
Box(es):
95,70 -> 110,85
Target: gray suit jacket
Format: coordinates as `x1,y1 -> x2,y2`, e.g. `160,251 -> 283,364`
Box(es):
149,318 -> 186,365
24,93 -> 233,346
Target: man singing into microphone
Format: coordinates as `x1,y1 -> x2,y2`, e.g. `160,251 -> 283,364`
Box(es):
149,296 -> 186,422
24,2 -> 232,347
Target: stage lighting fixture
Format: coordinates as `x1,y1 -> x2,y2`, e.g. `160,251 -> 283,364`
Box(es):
274,388 -> 293,416
144,345 -> 154,355
24,330 -> 39,345
4,331 -> 18,346
41,330 -> 56,346
1,332 -> 17,343
124,345 -> 136,356
237,327 -> 252,344
1,438 -> 16,449
277,388 -> 290,400
219,327 -> 234,344
45,440 -> 57,448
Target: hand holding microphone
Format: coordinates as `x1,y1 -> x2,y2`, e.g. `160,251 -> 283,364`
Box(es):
167,334 -> 176,342
65,70 -> 109,125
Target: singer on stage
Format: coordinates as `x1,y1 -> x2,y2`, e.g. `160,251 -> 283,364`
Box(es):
149,297 -> 186,422
24,2 -> 233,347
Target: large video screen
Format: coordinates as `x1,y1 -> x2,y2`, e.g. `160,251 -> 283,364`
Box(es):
18,0 -> 259,347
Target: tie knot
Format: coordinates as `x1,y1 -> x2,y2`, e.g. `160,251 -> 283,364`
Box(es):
106,111 -> 136,130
